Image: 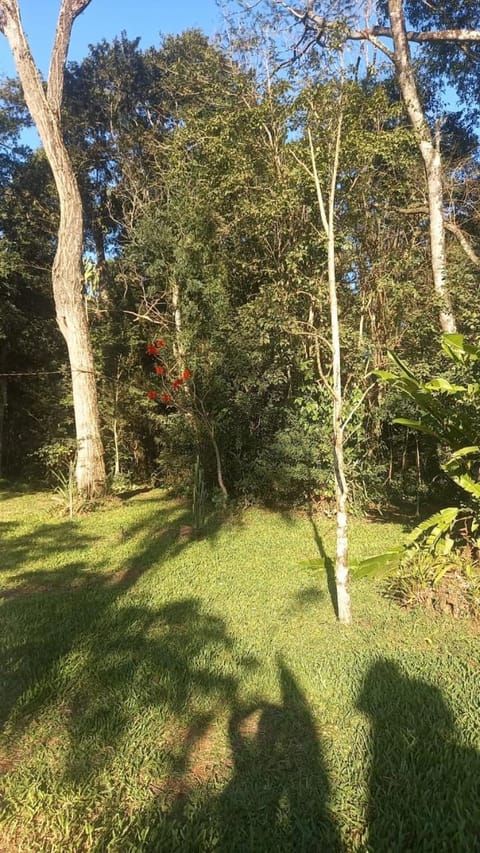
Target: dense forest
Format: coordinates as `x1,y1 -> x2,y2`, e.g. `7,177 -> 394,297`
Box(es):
1,3 -> 480,849
1,0 -> 480,519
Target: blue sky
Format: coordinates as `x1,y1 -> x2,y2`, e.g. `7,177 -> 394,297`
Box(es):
0,0 -> 223,79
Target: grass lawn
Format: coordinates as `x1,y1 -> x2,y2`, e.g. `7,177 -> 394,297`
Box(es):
0,487 -> 479,852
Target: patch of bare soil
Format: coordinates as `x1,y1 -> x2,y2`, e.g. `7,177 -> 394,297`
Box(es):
148,718 -> 231,805
413,571 -> 479,620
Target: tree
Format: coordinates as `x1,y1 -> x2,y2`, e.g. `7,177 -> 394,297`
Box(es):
271,0 -> 480,334
0,0 -> 106,496
307,110 -> 352,624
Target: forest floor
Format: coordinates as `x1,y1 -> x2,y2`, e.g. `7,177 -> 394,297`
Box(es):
0,486 -> 479,852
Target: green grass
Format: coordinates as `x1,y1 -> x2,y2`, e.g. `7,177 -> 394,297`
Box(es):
0,488 -> 479,852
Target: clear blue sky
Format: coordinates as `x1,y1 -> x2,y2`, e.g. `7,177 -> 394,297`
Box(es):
0,0 -> 223,79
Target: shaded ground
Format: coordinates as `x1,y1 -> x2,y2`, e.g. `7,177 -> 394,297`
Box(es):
0,489 -> 479,851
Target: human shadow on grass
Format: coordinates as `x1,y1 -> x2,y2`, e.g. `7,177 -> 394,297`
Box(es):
215,659 -> 344,853
358,659 -> 480,853
115,658 -> 344,853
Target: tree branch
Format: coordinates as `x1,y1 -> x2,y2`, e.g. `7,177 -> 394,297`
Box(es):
276,4 -> 480,47
393,204 -> 480,267
47,0 -> 92,116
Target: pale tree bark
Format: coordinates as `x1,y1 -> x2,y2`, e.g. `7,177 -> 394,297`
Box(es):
386,0 -> 455,333
308,120 -> 352,625
276,0 -> 471,334
0,340 -> 6,478
0,0 -> 106,496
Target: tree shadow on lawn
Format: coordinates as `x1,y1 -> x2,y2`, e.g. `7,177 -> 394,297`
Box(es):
61,596 -> 255,787
0,520 -> 99,575
307,506 -> 338,618
0,494 -> 238,736
358,658 -> 480,853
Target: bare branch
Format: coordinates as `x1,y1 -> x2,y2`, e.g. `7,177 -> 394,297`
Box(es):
393,204 -> 480,267
444,221 -> 480,267
342,383 -> 375,433
277,4 -> 480,48
363,31 -> 395,62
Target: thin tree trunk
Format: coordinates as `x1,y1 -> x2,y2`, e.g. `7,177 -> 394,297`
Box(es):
210,428 -> 228,500
0,1 -> 106,497
308,120 -> 352,625
388,0 -> 456,334
113,376 -> 120,477
0,341 -> 6,478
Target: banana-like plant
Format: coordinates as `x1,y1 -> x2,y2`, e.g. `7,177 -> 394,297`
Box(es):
355,334 -> 480,579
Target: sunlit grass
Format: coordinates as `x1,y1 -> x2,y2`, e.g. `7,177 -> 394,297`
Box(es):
0,489 -> 479,851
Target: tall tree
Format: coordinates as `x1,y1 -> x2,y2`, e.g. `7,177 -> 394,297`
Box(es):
307,111 -> 352,624
0,0 -> 106,496
272,0 -> 480,334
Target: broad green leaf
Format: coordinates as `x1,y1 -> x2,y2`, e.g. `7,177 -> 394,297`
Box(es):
353,546 -> 405,579
442,333 -> 480,363
448,472 -> 480,499
406,507 -> 460,545
447,445 -> 480,461
393,418 -> 441,439
424,377 -> 466,394
300,558 -> 326,570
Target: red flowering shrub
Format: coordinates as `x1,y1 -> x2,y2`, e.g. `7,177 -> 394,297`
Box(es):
145,339 -> 192,406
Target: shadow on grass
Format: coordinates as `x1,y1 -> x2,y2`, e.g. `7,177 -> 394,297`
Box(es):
113,658 -> 344,853
2,493 -> 480,852
215,658 -> 344,853
0,493 -> 240,735
307,507 -> 338,618
357,658 -> 480,852
0,520 -> 99,575
62,596 -> 253,787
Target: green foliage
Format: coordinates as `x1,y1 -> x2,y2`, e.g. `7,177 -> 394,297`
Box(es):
192,456 -> 207,534
356,334 -> 480,580
50,460 -> 86,519
2,26 -> 480,511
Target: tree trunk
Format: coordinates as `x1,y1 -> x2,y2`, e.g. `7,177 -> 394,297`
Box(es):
309,123 -> 352,625
0,1 -> 106,497
53,159 -> 106,496
0,340 -> 6,479
388,0 -> 456,334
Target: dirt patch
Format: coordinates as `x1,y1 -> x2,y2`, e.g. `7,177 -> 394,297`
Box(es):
148,718 -> 230,805
412,572 -> 478,619
0,584 -> 65,599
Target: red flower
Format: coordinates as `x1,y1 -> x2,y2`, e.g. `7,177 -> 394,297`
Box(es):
156,339 -> 165,347
147,390 -> 158,400
172,378 -> 183,389
182,369 -> 192,380
155,365 -> 165,375
146,343 -> 159,356
161,393 -> 172,404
